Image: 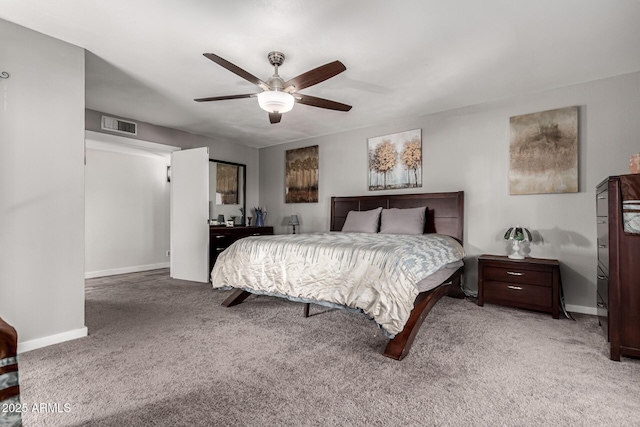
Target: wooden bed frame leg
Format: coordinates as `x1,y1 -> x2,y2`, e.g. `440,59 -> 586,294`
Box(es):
383,284 -> 450,361
446,273 -> 465,299
221,289 -> 252,307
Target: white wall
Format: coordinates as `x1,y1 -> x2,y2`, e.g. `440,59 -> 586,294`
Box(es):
259,71 -> 640,313
85,144 -> 171,277
0,19 -> 86,349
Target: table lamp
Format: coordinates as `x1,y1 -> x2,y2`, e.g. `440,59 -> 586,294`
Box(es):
504,225 -> 532,259
289,215 -> 300,234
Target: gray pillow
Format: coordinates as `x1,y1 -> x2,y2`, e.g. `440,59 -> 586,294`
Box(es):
379,207 -> 426,235
341,207 -> 382,233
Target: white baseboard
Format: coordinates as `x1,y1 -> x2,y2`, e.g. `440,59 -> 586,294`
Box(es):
565,304 -> 597,316
85,262 -> 170,279
18,327 -> 88,354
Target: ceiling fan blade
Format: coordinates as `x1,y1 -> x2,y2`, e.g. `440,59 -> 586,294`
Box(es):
283,61 -> 346,92
203,53 -> 270,91
194,93 -> 257,102
293,94 -> 352,111
269,112 -> 282,124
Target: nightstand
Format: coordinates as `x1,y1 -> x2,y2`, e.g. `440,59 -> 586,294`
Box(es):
477,255 -> 561,319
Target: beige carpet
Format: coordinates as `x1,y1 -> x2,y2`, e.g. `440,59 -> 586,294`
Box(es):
17,269 -> 640,426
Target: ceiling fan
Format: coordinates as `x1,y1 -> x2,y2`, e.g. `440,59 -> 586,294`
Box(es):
194,51 -> 352,124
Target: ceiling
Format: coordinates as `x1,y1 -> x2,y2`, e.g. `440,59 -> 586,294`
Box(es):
2,1 -> 640,148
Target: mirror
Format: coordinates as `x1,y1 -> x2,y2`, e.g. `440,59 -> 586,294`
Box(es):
209,159 -> 246,226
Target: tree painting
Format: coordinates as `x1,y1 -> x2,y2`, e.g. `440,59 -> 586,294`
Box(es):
401,136 -> 422,187
286,145 -> 319,203
509,106 -> 578,195
373,139 -> 398,188
368,129 -> 422,191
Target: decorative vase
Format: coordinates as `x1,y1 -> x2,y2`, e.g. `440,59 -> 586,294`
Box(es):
255,211 -> 266,227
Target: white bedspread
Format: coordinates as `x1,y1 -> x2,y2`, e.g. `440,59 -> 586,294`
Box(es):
211,232 -> 465,337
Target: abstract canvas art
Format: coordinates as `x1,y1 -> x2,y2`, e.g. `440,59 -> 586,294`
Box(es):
368,129 -> 422,191
509,106 -> 578,195
286,145 -> 319,203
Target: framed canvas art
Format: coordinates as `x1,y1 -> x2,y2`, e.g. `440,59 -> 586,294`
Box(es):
368,129 -> 422,191
286,145 -> 319,203
509,106 -> 578,195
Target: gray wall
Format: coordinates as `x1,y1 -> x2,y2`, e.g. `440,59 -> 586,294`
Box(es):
0,19 -> 86,346
85,109 -> 260,212
259,71 -> 640,312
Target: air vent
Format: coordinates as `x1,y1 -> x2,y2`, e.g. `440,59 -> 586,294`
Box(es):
101,115 -> 138,135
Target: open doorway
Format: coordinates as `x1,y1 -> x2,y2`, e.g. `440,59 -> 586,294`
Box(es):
84,130 -> 179,278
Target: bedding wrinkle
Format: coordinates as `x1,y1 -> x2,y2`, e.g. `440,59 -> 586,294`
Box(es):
212,233 -> 465,336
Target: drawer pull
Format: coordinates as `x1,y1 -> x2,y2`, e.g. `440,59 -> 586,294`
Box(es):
506,271 -> 524,276
597,275 -> 606,280
252,233 -> 261,236
598,244 -> 607,249
215,235 -> 225,239
507,285 -> 523,290
597,302 -> 606,308
597,196 -> 606,200
597,220 -> 606,224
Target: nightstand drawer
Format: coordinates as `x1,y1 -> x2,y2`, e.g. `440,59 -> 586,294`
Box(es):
484,280 -> 552,308
484,266 -> 552,287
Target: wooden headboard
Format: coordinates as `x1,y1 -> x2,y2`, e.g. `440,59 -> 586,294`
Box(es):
330,192 -> 464,243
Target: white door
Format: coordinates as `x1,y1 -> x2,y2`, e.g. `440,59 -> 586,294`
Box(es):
170,147 -> 210,282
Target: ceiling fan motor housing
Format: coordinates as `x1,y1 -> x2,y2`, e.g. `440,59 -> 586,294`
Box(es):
267,76 -> 285,91
267,51 -> 285,67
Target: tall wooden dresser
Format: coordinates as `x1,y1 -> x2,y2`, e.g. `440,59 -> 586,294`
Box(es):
596,175 -> 640,361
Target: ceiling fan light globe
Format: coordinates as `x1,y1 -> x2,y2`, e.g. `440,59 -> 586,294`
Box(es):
258,91 -> 294,114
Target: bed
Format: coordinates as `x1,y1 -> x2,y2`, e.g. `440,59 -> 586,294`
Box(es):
211,191 -> 465,360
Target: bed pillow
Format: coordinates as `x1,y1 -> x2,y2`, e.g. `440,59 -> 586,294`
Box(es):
379,207 -> 426,235
341,207 -> 382,233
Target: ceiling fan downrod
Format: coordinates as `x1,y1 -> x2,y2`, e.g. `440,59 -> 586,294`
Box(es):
266,51 -> 286,91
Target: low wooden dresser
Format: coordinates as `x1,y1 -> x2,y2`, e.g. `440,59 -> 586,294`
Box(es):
209,226 -> 273,271
477,255 -> 560,319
